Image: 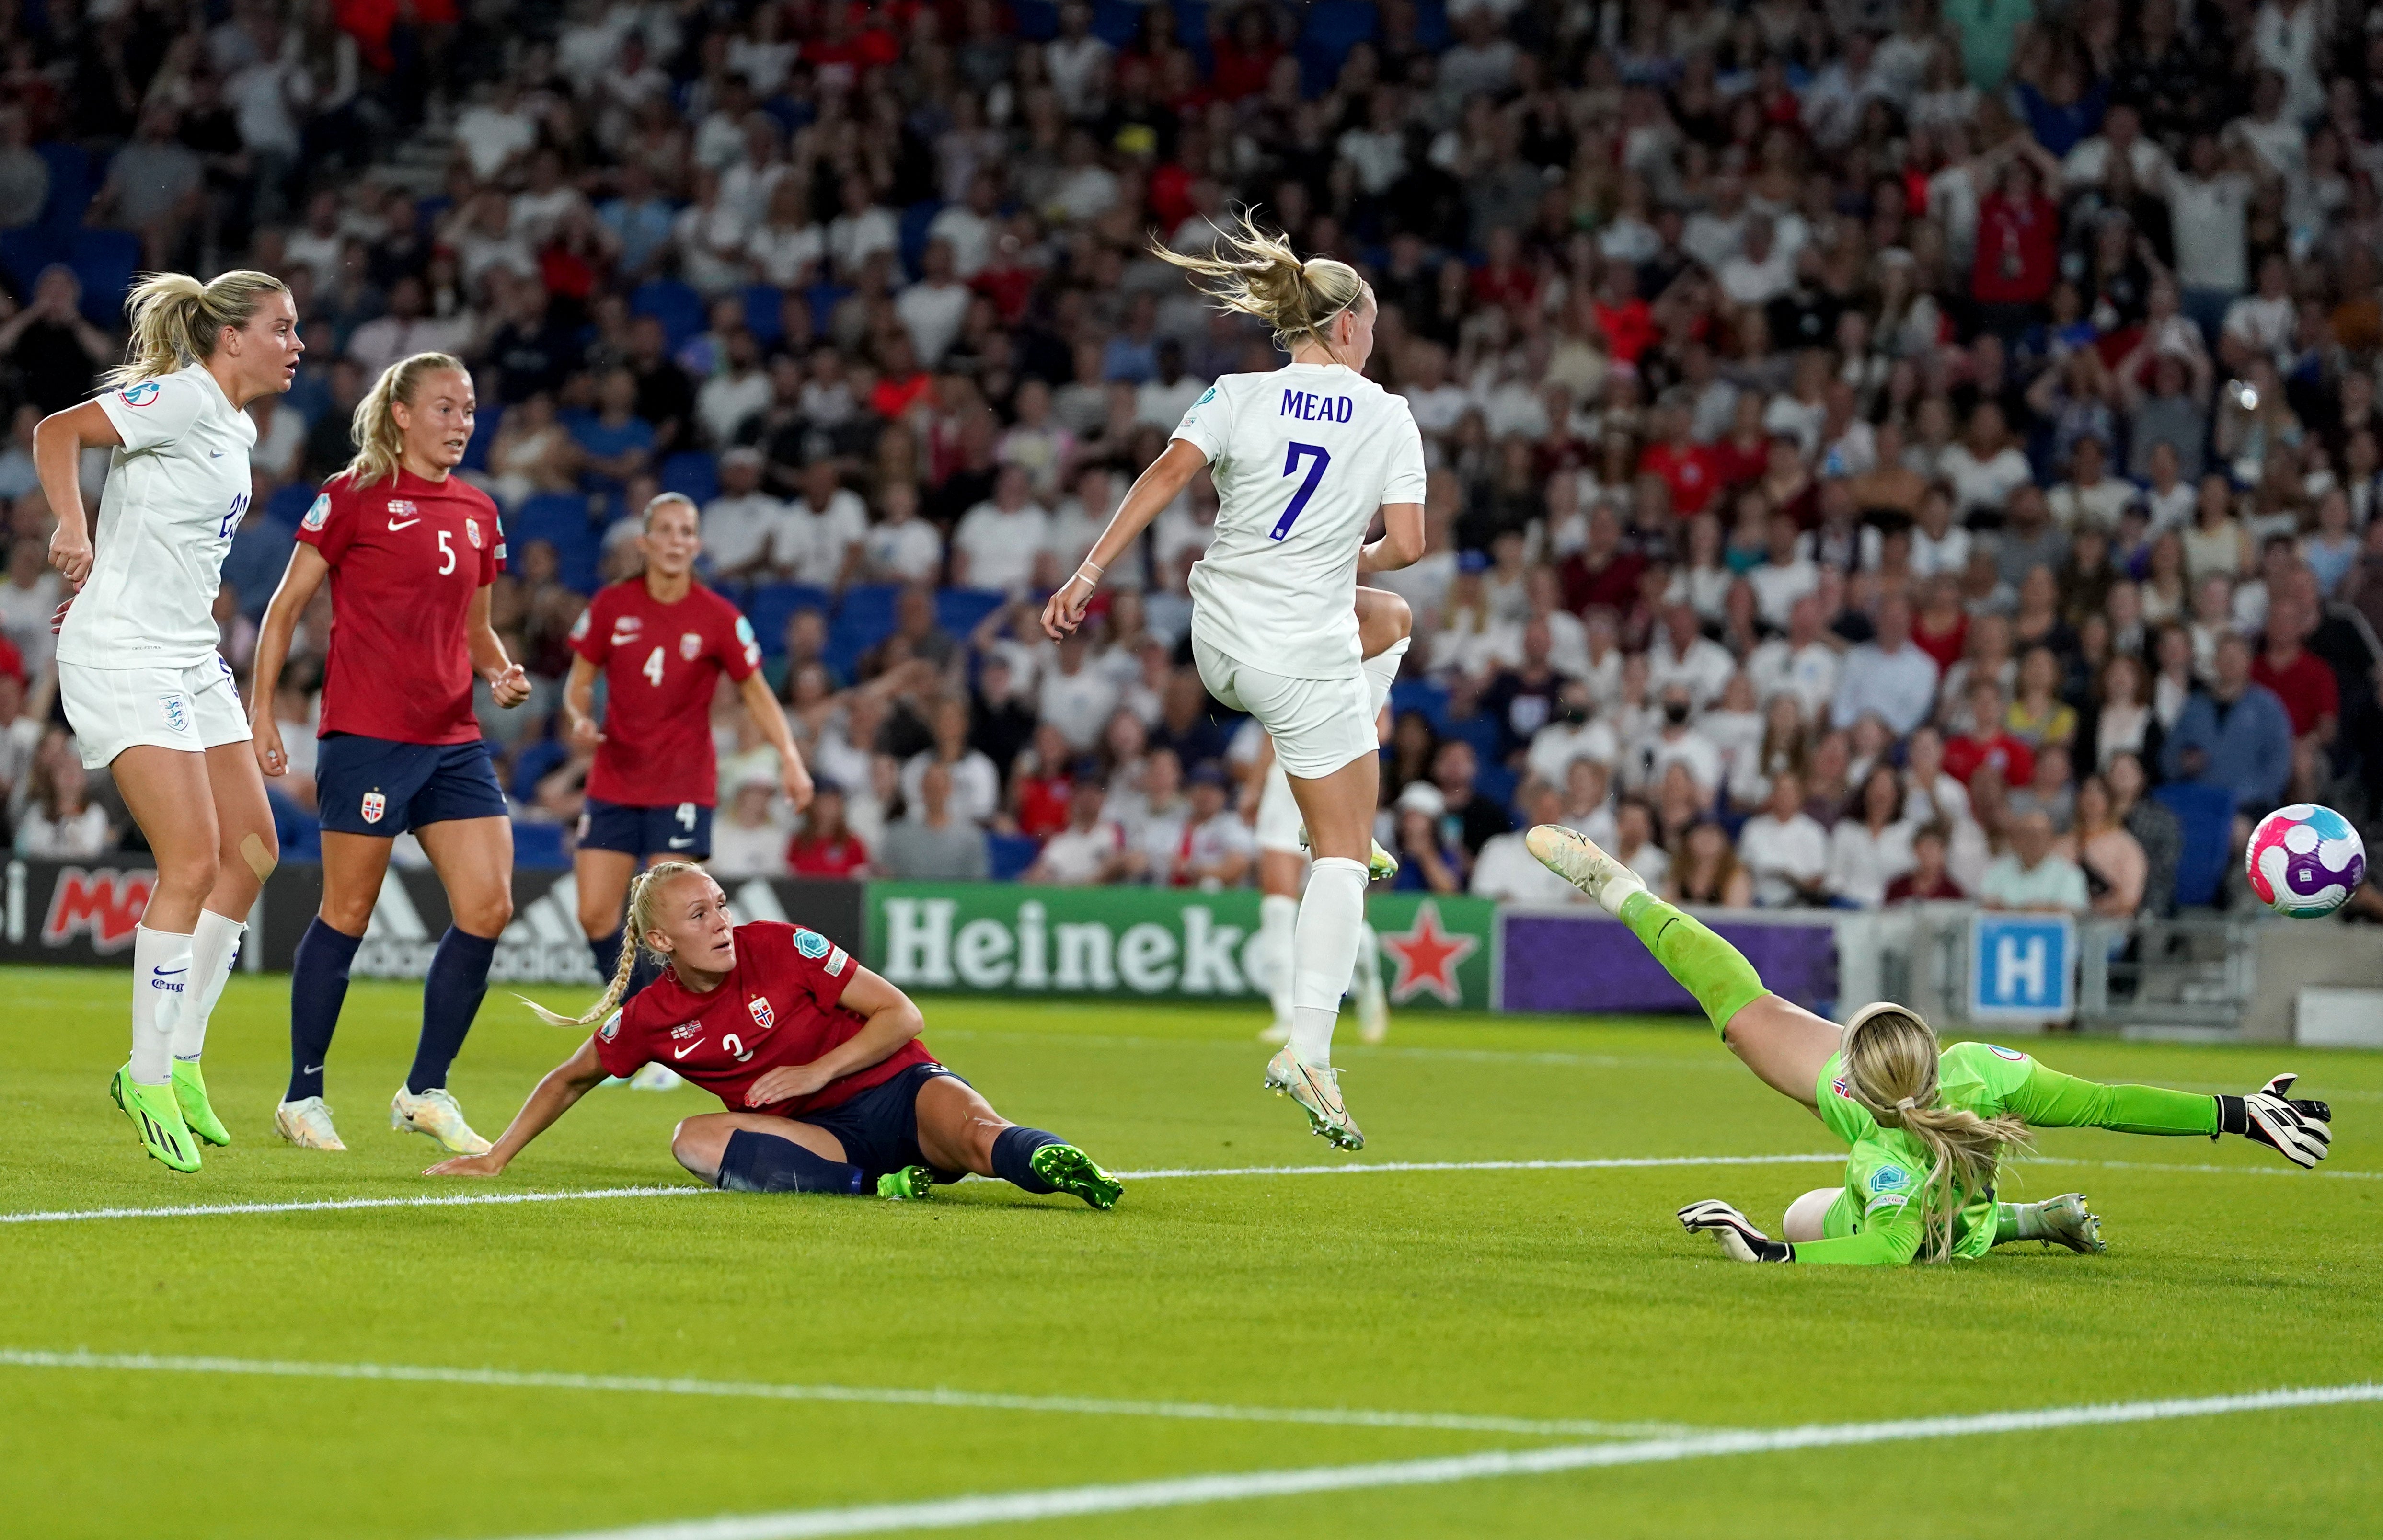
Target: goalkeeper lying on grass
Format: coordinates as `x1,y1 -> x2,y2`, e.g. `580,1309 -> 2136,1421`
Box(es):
1527,825 -> 2335,1265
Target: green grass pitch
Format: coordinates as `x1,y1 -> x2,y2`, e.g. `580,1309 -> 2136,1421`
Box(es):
2,963 -> 2380,1539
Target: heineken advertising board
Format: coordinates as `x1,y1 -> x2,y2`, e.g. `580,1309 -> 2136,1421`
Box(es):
866,883 -> 1497,1010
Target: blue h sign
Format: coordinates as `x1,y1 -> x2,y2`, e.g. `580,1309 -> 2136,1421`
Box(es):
1969,913 -> 2076,1023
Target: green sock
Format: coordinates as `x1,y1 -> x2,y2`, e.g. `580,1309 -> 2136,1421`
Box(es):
1616,890 -> 1769,1039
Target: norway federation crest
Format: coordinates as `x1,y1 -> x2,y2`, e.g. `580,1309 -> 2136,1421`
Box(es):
747,995 -> 775,1032
680,631 -> 702,660
466,517 -> 483,549
360,791 -> 387,825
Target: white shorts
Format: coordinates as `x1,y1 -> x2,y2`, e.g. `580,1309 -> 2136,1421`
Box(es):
59,654 -> 252,770
1192,636 -> 1375,781
1255,759 -> 1304,855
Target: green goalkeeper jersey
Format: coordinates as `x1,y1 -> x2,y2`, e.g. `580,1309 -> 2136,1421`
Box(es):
1801,1042 -> 2220,1266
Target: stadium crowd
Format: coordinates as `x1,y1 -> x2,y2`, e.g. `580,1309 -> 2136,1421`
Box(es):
5,0 -> 2383,918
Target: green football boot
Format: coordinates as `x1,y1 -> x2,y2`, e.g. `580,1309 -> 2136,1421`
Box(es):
876,1165 -> 937,1200
111,1066 -> 201,1173
171,1059 -> 231,1147
1029,1144 -> 1124,1210
1299,826 -> 1401,883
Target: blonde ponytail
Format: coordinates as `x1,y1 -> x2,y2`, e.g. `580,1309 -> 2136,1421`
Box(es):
104,269 -> 290,389
1151,210 -> 1368,355
1840,1006 -> 2033,1262
521,860 -> 710,1029
345,351 -> 469,489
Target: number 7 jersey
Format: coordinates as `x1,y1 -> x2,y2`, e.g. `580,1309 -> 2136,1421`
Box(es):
1173,361 -> 1427,680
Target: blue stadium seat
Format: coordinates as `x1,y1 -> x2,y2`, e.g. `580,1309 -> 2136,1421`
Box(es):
69,229 -> 140,327
898,199 -> 944,281
0,227 -> 59,290
512,821 -> 571,871
1413,0 -> 1451,50
460,400 -> 502,472
265,481 -> 319,527
509,493 -> 602,592
1089,0 -> 1143,48
826,583 -> 902,678
743,282 -> 786,344
2153,782 -> 2236,908
266,786 -> 318,862
1474,764 -> 1518,811
1298,0 -> 1380,94
660,450 -> 719,506
631,278 -> 705,348
1443,713 -> 1504,766
509,737 -> 571,801
987,832 -> 1041,881
33,141 -> 92,229
801,280 -> 852,333
746,582 -> 833,657
1012,0 -> 1059,41
1390,678 -> 1451,729
934,586 -> 1008,639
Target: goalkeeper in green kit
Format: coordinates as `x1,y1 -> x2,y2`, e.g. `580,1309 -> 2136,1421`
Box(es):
1526,825 -> 2337,1264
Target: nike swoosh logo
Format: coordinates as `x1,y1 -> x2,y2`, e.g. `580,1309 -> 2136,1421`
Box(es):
668,837 -> 695,848
209,451 -> 224,459
303,1064 -> 324,1075
151,967 -> 188,977
671,1043 -> 701,1060
387,518 -> 420,531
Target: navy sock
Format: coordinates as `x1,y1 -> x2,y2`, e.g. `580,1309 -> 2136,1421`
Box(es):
716,1130 -> 864,1194
588,928 -> 623,982
991,1126 -> 1066,1193
407,927 -> 498,1095
621,947 -> 664,1006
288,918 -> 362,1101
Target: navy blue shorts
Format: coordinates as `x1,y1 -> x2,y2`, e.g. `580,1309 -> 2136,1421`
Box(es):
578,798 -> 714,860
794,1062 -> 966,1181
316,733 -> 508,836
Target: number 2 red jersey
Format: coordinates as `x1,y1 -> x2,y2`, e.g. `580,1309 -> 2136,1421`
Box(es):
569,578 -> 760,807
297,469 -> 505,744
596,921 -> 934,1115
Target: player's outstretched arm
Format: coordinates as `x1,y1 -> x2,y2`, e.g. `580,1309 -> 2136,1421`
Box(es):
1041,437 -> 1207,640
250,542 -> 332,777
739,965 -> 924,1108
425,1037 -> 611,1177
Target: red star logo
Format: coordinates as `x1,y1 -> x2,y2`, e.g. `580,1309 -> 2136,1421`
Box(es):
1382,901 -> 1479,1006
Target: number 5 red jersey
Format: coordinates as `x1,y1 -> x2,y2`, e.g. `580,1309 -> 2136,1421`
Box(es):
296,469 -> 505,745
569,577 -> 761,807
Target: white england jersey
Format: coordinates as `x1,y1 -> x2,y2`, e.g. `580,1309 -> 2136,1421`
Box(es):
1175,362 -> 1426,680
56,364 -> 257,670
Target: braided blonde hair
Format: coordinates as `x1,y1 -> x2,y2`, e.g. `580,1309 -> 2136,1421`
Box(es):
1840,1006 -> 2033,1262
523,861 -> 710,1028
1151,211 -> 1369,356
104,270 -> 290,389
345,351 -> 469,489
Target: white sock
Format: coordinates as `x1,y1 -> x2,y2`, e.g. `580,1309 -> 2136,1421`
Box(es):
174,909 -> 246,1061
1290,857 -> 1368,1067
131,924 -> 195,1084
1350,922 -> 1383,1003
1259,893 -> 1299,1030
1363,637 -> 1410,721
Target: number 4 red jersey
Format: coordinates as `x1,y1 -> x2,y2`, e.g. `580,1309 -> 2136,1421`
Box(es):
597,921 -> 935,1116
570,578 -> 760,807
297,468 -> 505,745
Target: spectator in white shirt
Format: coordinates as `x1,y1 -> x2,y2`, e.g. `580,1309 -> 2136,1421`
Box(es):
901,697 -> 1002,827
2046,433 -> 2137,532
1738,771 -> 1830,907
825,173 -> 899,280
1631,685 -> 1725,798
1134,340 -> 1208,428
1978,809 -> 2091,913
1172,764 -> 1255,888
861,482 -> 945,584
1037,632 -> 1120,752
783,460 -> 868,590
896,238 -> 973,368
1908,483 -> 1972,578
1830,597 -> 1940,734
2220,253 -> 2297,372
1718,213 -> 1797,307
1647,600 -> 1736,708
1025,775 -> 1128,885
709,774 -> 794,878
1747,512 -> 1821,629
1745,592 -> 1842,721
1471,781 -> 1589,903
952,466 -> 1055,595
1525,681 -> 1620,788
926,172 -> 1001,277
701,448 -> 793,580
1825,764 -> 1916,907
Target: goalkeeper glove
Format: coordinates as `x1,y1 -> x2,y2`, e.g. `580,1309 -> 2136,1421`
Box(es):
2216,1073 -> 2332,1168
1677,1200 -> 1794,1263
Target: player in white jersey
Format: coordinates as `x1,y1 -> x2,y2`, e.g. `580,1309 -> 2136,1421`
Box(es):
1249,733 -> 1389,1048
1044,217 -> 1424,1149
34,271 -> 304,1172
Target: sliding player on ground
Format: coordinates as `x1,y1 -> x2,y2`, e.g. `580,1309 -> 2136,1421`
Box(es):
251,352 -> 529,1155
1527,823 -> 2336,1264
427,862 -> 1122,1207
563,491 -> 812,1090
36,270 -> 300,1170
1045,214 -> 1419,1150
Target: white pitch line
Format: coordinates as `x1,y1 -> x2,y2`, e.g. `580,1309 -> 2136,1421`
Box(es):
1114,1153 -> 1842,1180
0,1349 -> 1696,1440
479,1381 -> 2383,1540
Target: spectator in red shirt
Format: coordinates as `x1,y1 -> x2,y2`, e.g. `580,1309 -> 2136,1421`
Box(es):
787,783 -> 872,877
1591,264 -> 1657,366
1209,8 -> 1282,99
1470,228 -> 1539,312
1011,722 -> 1077,840
1884,822 -> 1968,904
2253,595 -> 2341,800
1971,148 -> 2063,332
1638,397 -> 1722,517
869,333 -> 935,419
1911,575 -> 1970,673
1559,506 -> 1646,615
1943,678 -> 2038,789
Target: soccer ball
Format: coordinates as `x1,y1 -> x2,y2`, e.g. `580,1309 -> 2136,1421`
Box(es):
2245,804 -> 2367,918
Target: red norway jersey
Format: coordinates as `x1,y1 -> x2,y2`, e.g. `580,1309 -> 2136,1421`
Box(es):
597,921 -> 933,1116
569,578 -> 760,807
297,468 -> 504,744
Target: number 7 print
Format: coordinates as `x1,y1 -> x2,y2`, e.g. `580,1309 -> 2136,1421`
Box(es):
1272,441 -> 1332,540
